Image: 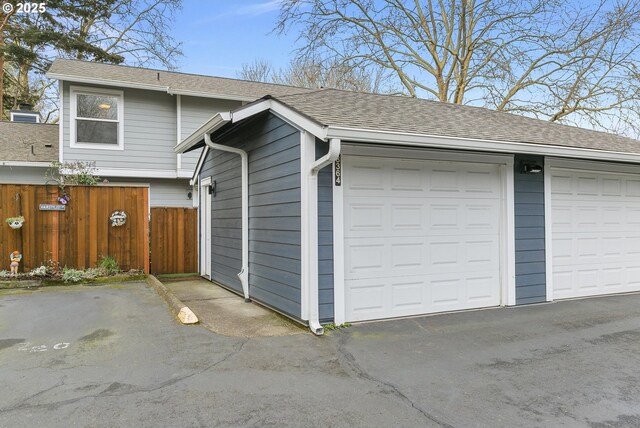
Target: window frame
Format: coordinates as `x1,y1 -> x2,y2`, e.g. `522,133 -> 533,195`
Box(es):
70,86 -> 124,151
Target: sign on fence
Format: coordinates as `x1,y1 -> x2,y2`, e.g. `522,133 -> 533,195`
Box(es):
39,204 -> 66,211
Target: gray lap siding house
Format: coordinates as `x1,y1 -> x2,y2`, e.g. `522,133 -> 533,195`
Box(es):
200,113 -> 304,319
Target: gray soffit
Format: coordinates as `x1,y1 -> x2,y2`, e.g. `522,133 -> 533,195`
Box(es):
0,121 -> 58,162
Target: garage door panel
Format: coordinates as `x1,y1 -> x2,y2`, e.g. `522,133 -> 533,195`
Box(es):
344,155 -> 503,321
552,166 -> 640,299
345,235 -> 499,280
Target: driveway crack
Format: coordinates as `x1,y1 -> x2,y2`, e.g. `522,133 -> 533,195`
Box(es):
0,338 -> 250,413
336,332 -> 454,428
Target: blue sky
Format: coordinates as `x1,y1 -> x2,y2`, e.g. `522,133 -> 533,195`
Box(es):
172,1 -> 297,77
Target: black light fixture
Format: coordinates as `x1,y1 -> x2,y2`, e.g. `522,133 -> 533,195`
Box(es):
208,181 -> 216,196
521,162 -> 543,174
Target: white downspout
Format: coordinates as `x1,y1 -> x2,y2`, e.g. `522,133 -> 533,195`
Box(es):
308,138 -> 341,335
204,133 -> 250,301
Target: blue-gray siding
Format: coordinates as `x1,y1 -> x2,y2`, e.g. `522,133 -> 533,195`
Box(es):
201,113 -> 302,319
316,141 -> 334,322
514,155 -> 546,304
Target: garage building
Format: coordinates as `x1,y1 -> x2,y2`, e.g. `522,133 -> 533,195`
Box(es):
176,89 -> 640,334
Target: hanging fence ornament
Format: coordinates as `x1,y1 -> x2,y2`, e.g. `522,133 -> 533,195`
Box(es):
109,211 -> 127,227
6,216 -> 24,229
57,193 -> 70,205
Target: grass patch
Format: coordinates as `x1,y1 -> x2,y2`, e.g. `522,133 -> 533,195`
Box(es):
323,322 -> 352,332
156,272 -> 199,279
1,274 -> 147,290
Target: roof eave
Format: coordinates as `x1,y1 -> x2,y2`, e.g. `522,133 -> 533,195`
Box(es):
47,73 -> 262,103
326,126 -> 640,164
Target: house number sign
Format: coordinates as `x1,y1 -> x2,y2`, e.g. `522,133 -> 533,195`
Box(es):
334,155 -> 342,186
39,204 -> 66,211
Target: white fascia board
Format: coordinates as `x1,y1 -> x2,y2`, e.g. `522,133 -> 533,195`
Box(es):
167,88 -> 256,102
96,168 -> 187,179
177,170 -> 194,179
175,112 -> 231,154
47,73 -> 169,92
48,74 -> 258,103
327,126 -> 640,164
0,161 -> 52,167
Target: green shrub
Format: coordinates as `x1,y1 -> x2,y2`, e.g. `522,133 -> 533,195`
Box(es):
29,266 -> 49,277
62,267 -> 84,283
98,256 -> 120,275
82,268 -> 103,279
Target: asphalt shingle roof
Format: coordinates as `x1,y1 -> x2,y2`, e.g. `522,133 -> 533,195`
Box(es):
47,59 -> 313,100
272,89 -> 640,154
0,121 -> 58,162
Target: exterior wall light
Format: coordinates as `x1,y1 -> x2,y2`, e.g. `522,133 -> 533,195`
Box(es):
521,163 -> 543,174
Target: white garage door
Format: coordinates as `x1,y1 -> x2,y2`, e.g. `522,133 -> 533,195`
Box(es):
343,155 -> 503,322
550,167 -> 640,299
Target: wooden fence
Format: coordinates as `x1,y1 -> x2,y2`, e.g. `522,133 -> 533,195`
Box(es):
150,207 -> 198,275
1,184 -> 149,273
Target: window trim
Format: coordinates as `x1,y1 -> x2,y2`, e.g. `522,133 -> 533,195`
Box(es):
70,85 -> 124,151
10,112 -> 41,123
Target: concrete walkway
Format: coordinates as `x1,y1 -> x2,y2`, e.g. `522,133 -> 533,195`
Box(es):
161,277 -> 305,337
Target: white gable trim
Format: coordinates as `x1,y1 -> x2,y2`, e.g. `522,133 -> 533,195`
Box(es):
190,146 -> 209,185
175,112 -> 231,154
176,99 -> 327,155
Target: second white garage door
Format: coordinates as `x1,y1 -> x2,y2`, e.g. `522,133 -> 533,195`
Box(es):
550,165 -> 640,300
343,155 -> 503,322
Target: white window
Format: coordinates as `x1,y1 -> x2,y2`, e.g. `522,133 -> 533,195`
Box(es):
70,86 -> 124,150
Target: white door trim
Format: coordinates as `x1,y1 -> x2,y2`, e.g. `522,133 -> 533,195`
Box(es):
502,160 -> 516,306
200,176 -> 212,278
332,158 -> 346,325
544,161 -> 554,301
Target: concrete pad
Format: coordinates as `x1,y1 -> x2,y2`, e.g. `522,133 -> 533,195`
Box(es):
162,277 -> 305,337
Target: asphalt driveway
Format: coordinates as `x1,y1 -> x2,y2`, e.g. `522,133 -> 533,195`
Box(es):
1,282 -> 640,427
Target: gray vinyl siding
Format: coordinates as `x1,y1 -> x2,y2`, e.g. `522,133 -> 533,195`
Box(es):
514,155 -> 546,304
180,96 -> 242,175
316,140 -> 334,322
0,165 -> 49,184
201,113 -> 302,318
62,82 -> 177,170
104,177 -> 193,207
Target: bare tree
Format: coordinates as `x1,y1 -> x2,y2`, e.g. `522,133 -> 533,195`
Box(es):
2,0 -> 183,120
58,0 -> 183,70
239,58 -> 274,83
276,0 -> 640,136
239,56 -> 393,93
